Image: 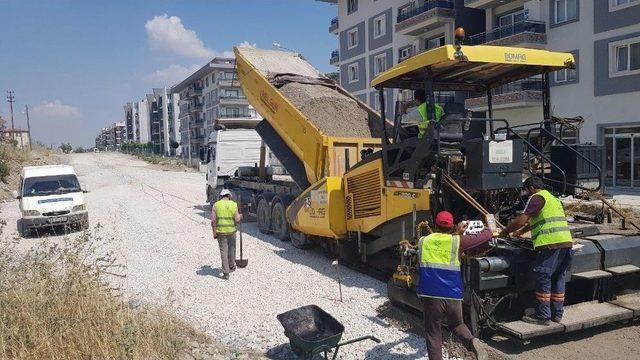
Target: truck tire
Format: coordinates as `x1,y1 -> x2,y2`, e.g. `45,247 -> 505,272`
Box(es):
257,198 -> 271,234
290,231 -> 312,249
206,186 -> 214,204
271,200 -> 290,241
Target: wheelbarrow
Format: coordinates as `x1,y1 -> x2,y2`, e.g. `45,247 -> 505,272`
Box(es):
277,305 -> 380,360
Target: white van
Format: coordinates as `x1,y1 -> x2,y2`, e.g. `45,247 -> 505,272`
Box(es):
14,165 -> 89,236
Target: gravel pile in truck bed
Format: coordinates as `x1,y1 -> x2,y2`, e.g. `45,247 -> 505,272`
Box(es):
278,82 -> 375,138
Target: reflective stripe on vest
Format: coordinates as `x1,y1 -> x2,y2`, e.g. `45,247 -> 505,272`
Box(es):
214,199 -> 238,234
417,232 -> 463,300
417,102 -> 444,139
528,189 -> 572,249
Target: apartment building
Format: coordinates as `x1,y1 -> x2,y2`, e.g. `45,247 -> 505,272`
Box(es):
122,88 -> 180,156
171,57 -> 261,165
463,0 -> 640,189
145,88 -> 181,156
324,0 -> 640,190
95,122 -> 125,151
321,0 -> 484,115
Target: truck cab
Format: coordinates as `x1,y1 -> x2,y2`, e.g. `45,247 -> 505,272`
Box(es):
202,128 -> 270,203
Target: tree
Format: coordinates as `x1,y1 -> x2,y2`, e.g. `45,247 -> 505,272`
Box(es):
59,143 -> 72,154
74,147 -> 86,153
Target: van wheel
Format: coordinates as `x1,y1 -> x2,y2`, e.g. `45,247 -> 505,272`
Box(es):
19,220 -> 30,238
256,198 -> 271,234
271,201 -> 290,241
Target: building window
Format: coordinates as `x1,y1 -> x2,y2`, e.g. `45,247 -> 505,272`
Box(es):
610,0 -> 639,11
347,28 -> 358,49
498,9 -> 525,29
398,2 -> 415,18
399,45 -> 414,62
372,93 -> 380,111
555,51 -> 578,84
425,36 -> 445,51
553,0 -> 577,24
347,0 -> 358,14
610,36 -> 640,77
373,14 -> 386,39
348,63 -> 359,83
374,53 -> 387,76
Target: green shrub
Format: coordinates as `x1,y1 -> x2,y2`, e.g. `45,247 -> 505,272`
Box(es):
0,161 -> 8,182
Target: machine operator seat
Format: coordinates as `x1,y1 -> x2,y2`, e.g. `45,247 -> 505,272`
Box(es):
438,102 -> 466,144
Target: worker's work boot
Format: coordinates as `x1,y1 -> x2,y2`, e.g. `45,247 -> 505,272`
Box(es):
222,274 -> 230,280
552,315 -> 563,323
522,314 -> 550,325
470,338 -> 488,360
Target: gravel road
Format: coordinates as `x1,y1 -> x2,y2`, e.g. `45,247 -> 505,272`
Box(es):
2,152 -> 639,360
0,153 -> 428,359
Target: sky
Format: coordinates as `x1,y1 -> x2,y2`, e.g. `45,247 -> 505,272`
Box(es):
0,0 -> 338,147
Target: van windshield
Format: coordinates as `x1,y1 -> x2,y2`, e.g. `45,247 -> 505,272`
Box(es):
22,175 -> 81,197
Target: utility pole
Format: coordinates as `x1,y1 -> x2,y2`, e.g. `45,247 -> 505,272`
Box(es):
25,104 -> 32,150
6,91 -> 15,142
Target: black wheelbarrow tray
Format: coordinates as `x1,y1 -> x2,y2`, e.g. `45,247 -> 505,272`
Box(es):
277,305 -> 380,360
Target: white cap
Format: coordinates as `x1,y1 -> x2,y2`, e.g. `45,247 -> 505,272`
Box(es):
220,189 -> 232,197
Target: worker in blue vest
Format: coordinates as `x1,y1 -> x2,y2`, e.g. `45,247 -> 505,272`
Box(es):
418,211 -> 492,360
500,176 -> 573,325
401,89 -> 444,139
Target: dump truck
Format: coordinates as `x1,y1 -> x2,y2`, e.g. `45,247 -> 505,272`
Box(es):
227,43 -> 640,341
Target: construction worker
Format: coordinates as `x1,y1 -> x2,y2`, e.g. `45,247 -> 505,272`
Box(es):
401,89 -> 444,139
499,176 -> 573,325
211,189 -> 243,280
418,210 -> 491,360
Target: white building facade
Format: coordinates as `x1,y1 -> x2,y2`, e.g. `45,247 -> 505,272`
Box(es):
463,0 -> 640,189
172,57 -> 261,166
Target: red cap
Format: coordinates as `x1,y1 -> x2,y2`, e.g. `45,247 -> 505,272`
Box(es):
435,211 -> 454,229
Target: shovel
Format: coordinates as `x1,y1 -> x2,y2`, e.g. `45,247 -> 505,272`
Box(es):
235,222 -> 248,268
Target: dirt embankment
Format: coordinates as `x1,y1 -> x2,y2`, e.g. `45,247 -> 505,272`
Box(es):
0,144 -> 62,200
279,82 -> 375,138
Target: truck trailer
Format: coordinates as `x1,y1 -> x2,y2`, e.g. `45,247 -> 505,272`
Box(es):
223,43 -> 640,341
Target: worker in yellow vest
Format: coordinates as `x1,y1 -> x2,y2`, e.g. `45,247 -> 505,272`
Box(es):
400,89 -> 444,139
418,211 -> 491,360
500,176 -> 574,325
211,189 -> 243,280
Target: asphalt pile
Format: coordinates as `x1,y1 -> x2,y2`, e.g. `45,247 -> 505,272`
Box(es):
278,82 -> 375,138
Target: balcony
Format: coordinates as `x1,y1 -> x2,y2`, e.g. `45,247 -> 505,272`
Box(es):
329,16 -> 339,34
467,20 -> 547,48
184,84 -> 203,98
179,101 -> 203,115
396,0 -> 455,36
330,50 -> 339,66
217,78 -> 239,87
218,113 -> 255,119
465,78 -> 544,111
218,95 -> 248,105
464,0 -> 505,9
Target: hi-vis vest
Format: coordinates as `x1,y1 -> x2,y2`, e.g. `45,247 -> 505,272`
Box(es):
214,199 -> 238,234
528,189 -> 572,249
417,232 -> 463,300
417,102 -> 444,139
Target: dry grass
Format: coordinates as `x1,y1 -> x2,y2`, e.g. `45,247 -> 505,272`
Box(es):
0,231 -> 209,359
